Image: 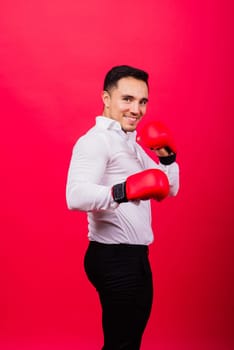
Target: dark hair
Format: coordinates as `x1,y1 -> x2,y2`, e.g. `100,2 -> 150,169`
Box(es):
103,65 -> 149,91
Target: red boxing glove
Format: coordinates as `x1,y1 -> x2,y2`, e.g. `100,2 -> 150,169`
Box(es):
112,169 -> 169,203
137,120 -> 176,154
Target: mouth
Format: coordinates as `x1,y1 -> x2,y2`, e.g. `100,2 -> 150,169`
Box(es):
124,115 -> 138,124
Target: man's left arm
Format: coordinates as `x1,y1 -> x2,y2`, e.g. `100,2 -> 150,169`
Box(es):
137,121 -> 180,196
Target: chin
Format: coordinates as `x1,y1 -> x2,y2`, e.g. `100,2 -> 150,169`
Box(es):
124,126 -> 136,133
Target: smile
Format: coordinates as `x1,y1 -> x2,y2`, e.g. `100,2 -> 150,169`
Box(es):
124,115 -> 138,122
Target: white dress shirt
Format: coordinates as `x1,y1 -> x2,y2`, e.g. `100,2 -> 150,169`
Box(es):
66,116 -> 179,245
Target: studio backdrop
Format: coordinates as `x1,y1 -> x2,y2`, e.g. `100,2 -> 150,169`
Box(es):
0,1 -> 233,349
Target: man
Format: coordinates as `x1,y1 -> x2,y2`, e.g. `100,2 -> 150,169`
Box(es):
66,65 -> 179,349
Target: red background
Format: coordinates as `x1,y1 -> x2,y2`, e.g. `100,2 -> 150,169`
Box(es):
0,1 -> 233,349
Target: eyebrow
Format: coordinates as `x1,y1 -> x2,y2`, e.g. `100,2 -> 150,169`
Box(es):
122,94 -> 149,103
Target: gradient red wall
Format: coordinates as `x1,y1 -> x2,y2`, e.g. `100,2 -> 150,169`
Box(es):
0,1 -> 233,349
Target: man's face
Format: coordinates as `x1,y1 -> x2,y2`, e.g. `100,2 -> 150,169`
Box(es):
102,77 -> 149,132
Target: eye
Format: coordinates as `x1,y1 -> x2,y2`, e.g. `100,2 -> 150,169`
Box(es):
140,99 -> 148,106
123,96 -> 132,102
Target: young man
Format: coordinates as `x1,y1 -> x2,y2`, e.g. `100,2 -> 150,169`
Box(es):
66,65 -> 180,349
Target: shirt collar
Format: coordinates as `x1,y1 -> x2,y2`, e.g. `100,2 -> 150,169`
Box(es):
96,116 -> 121,131
95,116 -> 137,141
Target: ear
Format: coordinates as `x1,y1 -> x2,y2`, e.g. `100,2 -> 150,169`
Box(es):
102,90 -> 110,108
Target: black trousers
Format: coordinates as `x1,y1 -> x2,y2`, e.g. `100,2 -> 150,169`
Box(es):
84,241 -> 153,350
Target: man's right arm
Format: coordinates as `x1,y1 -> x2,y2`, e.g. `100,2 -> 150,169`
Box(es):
66,134 -> 118,212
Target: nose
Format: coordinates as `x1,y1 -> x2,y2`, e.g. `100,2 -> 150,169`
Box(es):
130,101 -> 141,115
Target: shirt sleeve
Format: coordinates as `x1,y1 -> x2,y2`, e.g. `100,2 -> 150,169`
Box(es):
66,133 -> 118,211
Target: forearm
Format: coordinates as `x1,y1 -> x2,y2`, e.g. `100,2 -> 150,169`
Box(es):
154,149 -> 180,196
66,182 -> 118,211
137,145 -> 180,197
157,162 -> 180,196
